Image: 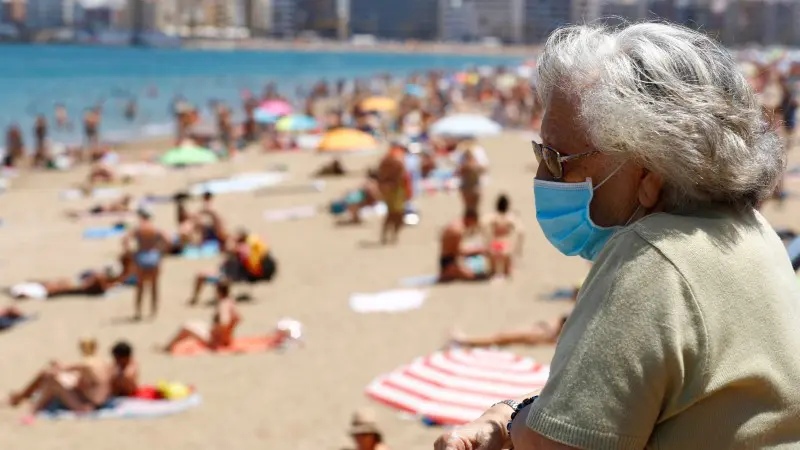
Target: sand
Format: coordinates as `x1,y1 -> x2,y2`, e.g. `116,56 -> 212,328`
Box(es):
1,130 -> 794,450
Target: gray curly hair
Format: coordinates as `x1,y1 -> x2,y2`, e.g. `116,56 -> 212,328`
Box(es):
536,22 -> 784,210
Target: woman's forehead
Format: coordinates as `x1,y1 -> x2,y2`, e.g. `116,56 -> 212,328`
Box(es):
541,91 -> 591,155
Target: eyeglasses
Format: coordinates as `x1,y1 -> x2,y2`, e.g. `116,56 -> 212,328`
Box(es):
532,141 -> 600,180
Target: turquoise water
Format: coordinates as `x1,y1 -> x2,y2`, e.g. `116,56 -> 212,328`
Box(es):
0,45 -> 521,145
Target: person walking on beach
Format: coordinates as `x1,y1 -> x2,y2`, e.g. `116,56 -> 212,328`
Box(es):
435,22 -> 800,450
123,208 -> 169,321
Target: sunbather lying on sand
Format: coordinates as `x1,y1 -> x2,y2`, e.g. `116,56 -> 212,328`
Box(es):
449,316 -> 569,348
87,160 -> 134,187
8,340 -> 139,419
438,210 -> 491,282
65,194 -> 134,219
162,281 -> 240,351
188,229 -> 277,305
9,253 -> 134,300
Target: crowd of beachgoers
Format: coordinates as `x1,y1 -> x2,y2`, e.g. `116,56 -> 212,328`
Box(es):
0,44 -> 798,449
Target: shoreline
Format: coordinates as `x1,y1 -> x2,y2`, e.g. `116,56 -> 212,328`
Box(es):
180,38 -> 538,59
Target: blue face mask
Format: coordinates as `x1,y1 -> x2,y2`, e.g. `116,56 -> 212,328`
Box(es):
534,166 -> 638,261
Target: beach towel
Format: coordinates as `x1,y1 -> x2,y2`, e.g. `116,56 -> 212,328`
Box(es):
0,314 -> 36,331
38,393 -> 201,420
181,241 -> 221,259
61,187 -> 122,201
189,172 -> 288,196
255,180 -> 326,196
400,275 -> 440,288
82,223 -> 127,240
264,205 -> 318,222
544,287 -> 577,301
9,282 -> 48,300
170,335 -> 283,356
350,289 -> 427,313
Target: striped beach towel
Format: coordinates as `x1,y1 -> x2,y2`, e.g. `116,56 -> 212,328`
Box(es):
365,348 -> 549,426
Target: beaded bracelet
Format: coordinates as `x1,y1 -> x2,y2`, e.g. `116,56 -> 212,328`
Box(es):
506,395 -> 538,433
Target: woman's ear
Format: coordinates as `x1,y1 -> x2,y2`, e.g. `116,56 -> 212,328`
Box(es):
638,169 -> 663,209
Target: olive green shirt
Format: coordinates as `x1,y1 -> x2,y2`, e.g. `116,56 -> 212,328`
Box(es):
527,208 -> 800,449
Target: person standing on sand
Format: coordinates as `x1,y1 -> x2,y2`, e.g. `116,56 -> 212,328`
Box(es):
456,147 -> 484,216
482,194 -> 524,280
435,23 -> 800,450
4,124 -> 23,168
33,115 -> 48,167
376,143 -> 411,245
123,208 -> 169,321
83,107 -> 100,156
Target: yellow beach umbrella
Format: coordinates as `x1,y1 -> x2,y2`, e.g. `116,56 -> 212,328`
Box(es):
317,128 -> 378,153
359,96 -> 397,112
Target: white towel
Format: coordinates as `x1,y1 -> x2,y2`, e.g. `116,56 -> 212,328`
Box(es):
349,289 -> 427,314
10,282 -> 48,300
264,205 -> 318,222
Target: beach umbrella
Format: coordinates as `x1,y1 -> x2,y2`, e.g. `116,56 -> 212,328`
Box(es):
254,108 -> 279,124
365,348 -> 549,426
430,114 -> 502,138
359,96 -> 397,112
160,144 -> 219,167
317,128 -> 378,153
276,114 -> 318,132
259,100 -> 293,116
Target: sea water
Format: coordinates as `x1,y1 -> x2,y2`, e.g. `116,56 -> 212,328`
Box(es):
0,45 -> 521,146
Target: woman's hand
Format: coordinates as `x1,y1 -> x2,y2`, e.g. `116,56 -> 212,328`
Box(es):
433,409 -> 511,450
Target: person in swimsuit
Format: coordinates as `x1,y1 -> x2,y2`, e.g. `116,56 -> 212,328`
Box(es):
33,115 -> 48,167
334,170 -> 382,225
9,253 -> 134,300
449,316 -> 569,348
163,281 -> 240,351
449,287 -> 578,348
457,148 -> 484,216
83,108 -> 100,157
65,194 -> 133,219
123,208 -> 169,320
377,143 -> 410,245
438,209 -> 490,282
109,341 -> 139,397
196,191 -> 227,246
482,194 -> 524,280
8,338 -> 113,418
4,124 -> 24,168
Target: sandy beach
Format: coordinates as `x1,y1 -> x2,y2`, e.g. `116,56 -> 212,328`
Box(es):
0,130 -> 573,450
0,128 -> 796,450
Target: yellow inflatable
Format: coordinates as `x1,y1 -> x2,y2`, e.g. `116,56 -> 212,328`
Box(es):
157,381 -> 191,400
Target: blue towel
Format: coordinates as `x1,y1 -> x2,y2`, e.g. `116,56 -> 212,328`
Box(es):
0,314 -> 36,331
182,241 -> 221,259
83,224 -> 126,240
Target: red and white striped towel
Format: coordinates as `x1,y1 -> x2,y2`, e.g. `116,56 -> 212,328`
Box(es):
365,348 -> 549,425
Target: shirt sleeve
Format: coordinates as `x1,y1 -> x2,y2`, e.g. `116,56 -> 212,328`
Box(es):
525,230 -> 708,450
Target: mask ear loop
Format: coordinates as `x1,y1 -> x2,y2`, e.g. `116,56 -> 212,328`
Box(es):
624,204 -> 642,226
592,162 -> 627,191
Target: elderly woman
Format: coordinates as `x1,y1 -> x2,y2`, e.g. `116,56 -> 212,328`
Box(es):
435,23 -> 800,450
